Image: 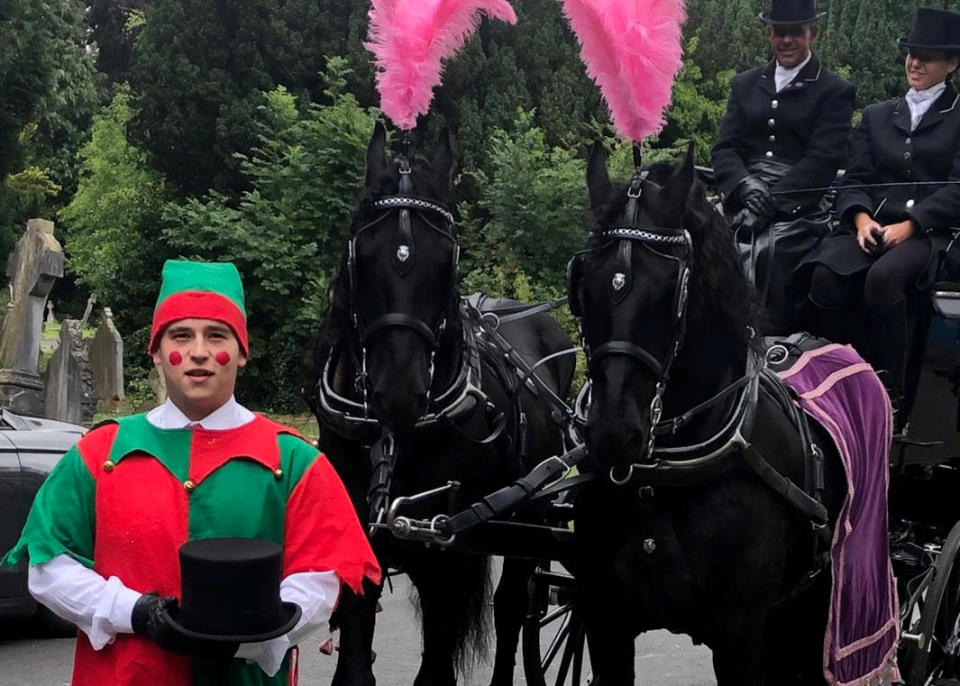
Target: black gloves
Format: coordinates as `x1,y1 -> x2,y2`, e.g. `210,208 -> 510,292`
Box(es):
733,176 -> 777,220
132,593 -> 239,659
730,208 -> 765,236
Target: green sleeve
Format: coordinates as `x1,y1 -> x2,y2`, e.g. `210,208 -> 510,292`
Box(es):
2,446 -> 96,568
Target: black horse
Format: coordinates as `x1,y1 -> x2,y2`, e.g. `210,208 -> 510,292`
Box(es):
310,122 -> 575,686
567,143 -> 849,685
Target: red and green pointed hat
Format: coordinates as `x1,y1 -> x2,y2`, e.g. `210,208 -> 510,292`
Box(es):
150,260 -> 249,355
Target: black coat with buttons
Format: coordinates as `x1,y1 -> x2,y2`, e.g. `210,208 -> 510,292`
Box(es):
711,54 -> 855,214
835,83 -> 960,234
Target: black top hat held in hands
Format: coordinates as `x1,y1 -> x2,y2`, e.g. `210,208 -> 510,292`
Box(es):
898,8 -> 960,54
161,538 -> 302,643
760,0 -> 825,25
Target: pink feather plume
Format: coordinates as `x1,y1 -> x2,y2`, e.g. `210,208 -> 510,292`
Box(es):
366,0 -> 518,130
560,0 -> 686,142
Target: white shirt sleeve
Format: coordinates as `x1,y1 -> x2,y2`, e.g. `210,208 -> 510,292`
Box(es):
28,554 -> 141,650
234,570 -> 342,676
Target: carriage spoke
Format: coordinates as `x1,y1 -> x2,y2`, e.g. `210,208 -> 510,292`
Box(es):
540,602 -> 576,629
553,617 -> 577,686
569,613 -> 588,686
541,614 -> 572,672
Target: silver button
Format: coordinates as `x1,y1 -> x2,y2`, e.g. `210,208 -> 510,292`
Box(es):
772,99 -> 779,109
906,199 -> 915,208
905,137 -> 912,144
768,118 -> 776,127
904,151 -> 912,160
765,150 -> 774,158
768,135 -> 776,142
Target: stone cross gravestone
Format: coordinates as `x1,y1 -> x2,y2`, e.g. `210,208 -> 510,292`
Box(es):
0,219 -> 64,414
44,300 -> 56,330
44,319 -> 96,424
88,307 -> 124,401
79,294 -> 97,329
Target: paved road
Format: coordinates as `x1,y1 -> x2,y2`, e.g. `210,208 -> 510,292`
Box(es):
0,570 -> 714,685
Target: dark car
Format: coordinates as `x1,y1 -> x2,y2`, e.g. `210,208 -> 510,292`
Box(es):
0,409 -> 85,625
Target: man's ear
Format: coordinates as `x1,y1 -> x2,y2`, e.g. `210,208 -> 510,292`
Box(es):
151,349 -> 163,366
809,25 -> 819,42
238,353 -> 248,368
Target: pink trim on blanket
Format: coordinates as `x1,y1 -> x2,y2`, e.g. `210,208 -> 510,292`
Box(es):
801,363 -> 875,401
836,616 -> 899,659
778,343 -> 849,380
837,656 -> 901,686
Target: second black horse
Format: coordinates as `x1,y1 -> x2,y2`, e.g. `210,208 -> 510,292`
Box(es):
568,143 -> 854,685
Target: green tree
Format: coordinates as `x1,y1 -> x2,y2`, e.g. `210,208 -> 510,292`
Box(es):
0,0 -> 101,258
60,86 -> 170,364
162,59 -> 378,410
460,109 -> 587,298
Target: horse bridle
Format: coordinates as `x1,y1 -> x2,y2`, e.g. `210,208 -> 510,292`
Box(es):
346,160 -> 460,408
568,173 -> 694,484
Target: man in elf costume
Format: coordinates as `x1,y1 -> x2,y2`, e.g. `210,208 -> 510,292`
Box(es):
4,260 -> 380,685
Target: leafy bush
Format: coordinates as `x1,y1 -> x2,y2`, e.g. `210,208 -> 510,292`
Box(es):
163,58 -> 378,410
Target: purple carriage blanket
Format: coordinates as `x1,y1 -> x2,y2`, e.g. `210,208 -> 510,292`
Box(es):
777,343 -> 901,686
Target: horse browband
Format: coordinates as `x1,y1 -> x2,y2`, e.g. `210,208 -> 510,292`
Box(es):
372,196 -> 455,230
597,227 -> 688,245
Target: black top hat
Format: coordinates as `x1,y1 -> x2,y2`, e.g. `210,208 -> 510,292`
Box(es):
760,0 -> 825,25
898,8 -> 960,54
161,538 -> 302,643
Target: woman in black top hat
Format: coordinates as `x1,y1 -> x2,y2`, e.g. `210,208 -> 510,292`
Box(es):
711,0 -> 855,334
805,7 -> 960,427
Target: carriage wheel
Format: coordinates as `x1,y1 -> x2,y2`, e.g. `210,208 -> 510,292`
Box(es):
901,519 -> 960,686
521,561 -> 591,686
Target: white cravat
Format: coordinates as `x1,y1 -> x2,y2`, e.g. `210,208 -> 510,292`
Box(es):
775,52 -> 812,92
29,396 -> 340,677
905,81 -> 947,131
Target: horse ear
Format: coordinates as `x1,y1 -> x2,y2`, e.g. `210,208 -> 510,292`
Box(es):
586,141 -> 611,211
365,121 -> 388,185
663,141 -> 696,211
433,128 -> 454,194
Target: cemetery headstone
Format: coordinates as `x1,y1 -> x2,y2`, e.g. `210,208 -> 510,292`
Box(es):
0,219 -> 64,415
79,294 -> 97,329
44,300 -> 56,331
44,319 -> 96,424
148,365 -> 167,405
88,307 -> 124,401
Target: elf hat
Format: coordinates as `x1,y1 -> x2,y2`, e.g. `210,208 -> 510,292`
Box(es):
150,260 -> 249,355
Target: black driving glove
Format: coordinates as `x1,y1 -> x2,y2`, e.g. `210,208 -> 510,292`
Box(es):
730,208 -> 766,236
733,176 -> 777,219
132,593 -> 239,659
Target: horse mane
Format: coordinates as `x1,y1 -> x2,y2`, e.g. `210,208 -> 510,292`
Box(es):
593,161 -> 760,373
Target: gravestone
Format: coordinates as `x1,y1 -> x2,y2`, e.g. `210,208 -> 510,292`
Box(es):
79,294 -> 97,329
88,307 -> 124,401
44,300 -> 56,331
44,319 -> 96,424
148,365 -> 167,405
0,219 -> 64,415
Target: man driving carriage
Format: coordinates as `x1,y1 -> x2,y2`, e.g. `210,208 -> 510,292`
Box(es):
802,7 -> 960,431
711,0 -> 855,334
